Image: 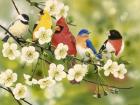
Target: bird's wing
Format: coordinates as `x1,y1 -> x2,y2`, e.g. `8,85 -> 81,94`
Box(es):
5,19 -> 19,34
8,19 -> 19,29
70,35 -> 76,45
86,39 -> 97,54
99,40 -> 108,54
2,20 -> 19,42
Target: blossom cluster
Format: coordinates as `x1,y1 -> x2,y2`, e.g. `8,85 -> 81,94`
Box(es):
67,64 -> 88,82
0,69 -> 28,100
103,59 -> 127,79
24,63 -> 88,89
34,27 -> 53,45
44,0 -> 69,20
2,43 -> 39,64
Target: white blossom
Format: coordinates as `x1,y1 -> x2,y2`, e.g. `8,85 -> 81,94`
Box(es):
85,48 -> 95,58
2,42 -> 20,60
21,46 -> 39,64
67,64 -> 88,82
54,43 -> 68,60
0,69 -> 17,87
38,77 -> 56,89
34,27 -> 53,45
48,63 -> 66,81
23,74 -> 38,86
44,0 -> 69,20
13,83 -> 28,100
113,64 -> 127,79
103,59 -> 118,76
44,0 -> 59,16
55,2 -> 69,20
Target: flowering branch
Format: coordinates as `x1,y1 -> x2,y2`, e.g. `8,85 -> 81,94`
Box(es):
0,85 -> 32,105
0,24 -> 100,67
0,23 -> 132,99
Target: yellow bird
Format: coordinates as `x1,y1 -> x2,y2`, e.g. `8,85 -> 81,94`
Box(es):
32,10 -> 52,40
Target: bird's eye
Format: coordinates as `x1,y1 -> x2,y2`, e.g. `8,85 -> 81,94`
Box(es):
22,14 -> 29,21
55,26 -> 61,31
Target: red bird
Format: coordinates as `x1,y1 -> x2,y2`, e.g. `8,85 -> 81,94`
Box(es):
99,29 -> 124,57
51,17 -> 77,56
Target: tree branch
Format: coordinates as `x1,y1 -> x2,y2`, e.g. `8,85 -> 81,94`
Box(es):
83,79 -> 133,90
0,25 -> 21,46
22,99 -> 32,105
39,57 -> 51,64
7,87 -> 22,105
0,85 -> 32,105
0,85 -> 22,105
26,0 -> 43,10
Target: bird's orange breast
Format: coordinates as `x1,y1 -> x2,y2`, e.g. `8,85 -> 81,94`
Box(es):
108,39 -> 122,56
76,36 -> 88,48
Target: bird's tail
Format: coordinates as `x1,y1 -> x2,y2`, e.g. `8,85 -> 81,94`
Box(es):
2,35 -> 10,42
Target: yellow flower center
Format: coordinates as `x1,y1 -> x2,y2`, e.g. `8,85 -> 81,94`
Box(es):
59,48 -> 66,56
18,88 -> 25,96
60,9 -> 65,15
8,49 -> 14,56
26,51 -> 33,58
75,71 -> 82,78
50,4 -> 56,12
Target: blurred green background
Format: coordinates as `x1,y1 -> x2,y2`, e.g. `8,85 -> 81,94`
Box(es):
0,0 -> 140,105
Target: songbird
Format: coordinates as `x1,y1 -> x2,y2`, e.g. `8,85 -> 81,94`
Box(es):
76,29 -> 101,59
2,0 -> 29,42
99,29 -> 124,57
51,17 -> 77,56
32,10 -> 52,41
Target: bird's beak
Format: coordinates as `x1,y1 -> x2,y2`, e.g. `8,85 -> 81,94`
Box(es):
88,32 -> 91,34
106,31 -> 110,36
55,26 -> 61,32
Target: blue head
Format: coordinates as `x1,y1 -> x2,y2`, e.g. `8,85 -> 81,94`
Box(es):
78,29 -> 90,36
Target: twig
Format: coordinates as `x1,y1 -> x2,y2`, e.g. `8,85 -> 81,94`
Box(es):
39,57 -> 51,64
67,22 -> 77,26
26,0 -> 43,10
0,25 -> 21,45
30,59 -> 40,80
22,99 -> 32,105
71,56 -> 102,67
83,79 -> 133,90
7,87 -> 22,105
0,85 -> 22,105
11,0 -> 20,15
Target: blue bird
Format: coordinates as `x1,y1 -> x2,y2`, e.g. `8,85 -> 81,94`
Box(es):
76,29 -> 102,59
